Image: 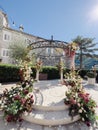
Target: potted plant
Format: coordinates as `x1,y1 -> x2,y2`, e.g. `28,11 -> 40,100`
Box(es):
87,71 -> 96,85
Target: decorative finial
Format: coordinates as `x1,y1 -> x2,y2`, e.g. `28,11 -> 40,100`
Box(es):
51,35 -> 53,41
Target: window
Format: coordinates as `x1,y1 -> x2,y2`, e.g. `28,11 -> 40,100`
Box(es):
4,34 -> 10,40
3,31 -> 11,41
2,49 -> 9,57
46,48 -> 51,54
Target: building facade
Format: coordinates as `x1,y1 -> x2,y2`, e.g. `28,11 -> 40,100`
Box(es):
0,10 -> 45,64
0,10 -> 65,66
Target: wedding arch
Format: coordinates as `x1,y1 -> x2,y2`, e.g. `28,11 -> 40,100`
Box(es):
28,37 -> 77,70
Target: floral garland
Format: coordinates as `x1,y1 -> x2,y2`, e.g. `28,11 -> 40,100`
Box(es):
64,69 -> 97,127
65,42 -> 78,57
57,58 -> 64,72
35,59 -> 42,71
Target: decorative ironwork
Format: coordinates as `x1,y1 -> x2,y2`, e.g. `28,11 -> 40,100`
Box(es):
29,39 -> 68,50
28,38 -> 69,66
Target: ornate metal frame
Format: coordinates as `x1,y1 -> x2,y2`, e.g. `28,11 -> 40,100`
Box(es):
29,39 -> 68,50
28,38 -> 68,66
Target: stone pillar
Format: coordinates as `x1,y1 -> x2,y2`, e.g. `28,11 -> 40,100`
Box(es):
35,58 -> 42,82
36,70 -> 39,82
60,58 -> 64,83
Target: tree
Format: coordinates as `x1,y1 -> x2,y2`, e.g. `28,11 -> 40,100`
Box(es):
72,36 -> 98,69
9,40 -> 35,64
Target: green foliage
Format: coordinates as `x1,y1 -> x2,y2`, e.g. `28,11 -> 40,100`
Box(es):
0,64 -> 20,82
9,40 -> 31,63
31,66 -> 60,79
87,71 -> 95,78
41,66 -> 60,79
78,69 -> 88,79
73,36 -> 98,69
0,64 -> 95,82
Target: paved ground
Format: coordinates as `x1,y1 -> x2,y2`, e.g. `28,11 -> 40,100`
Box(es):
0,80 -> 98,130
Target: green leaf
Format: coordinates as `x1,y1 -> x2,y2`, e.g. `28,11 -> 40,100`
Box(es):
96,116 -> 98,120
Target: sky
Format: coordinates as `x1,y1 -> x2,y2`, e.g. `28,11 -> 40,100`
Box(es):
0,0 -> 98,43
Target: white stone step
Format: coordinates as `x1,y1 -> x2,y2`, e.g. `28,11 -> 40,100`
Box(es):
33,104 -> 69,111
22,109 -> 80,126
31,109 -> 70,119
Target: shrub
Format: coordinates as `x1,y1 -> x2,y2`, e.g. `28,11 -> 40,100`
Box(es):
0,64 -> 20,82
87,71 -> 95,78
42,66 -> 60,79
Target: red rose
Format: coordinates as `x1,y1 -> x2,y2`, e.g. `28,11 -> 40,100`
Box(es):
14,95 -> 20,100
6,115 -> 13,122
85,121 -> 91,127
23,89 -> 29,95
18,118 -> 23,122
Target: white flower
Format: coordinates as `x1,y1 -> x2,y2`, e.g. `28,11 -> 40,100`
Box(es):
82,118 -> 85,121
79,109 -> 82,113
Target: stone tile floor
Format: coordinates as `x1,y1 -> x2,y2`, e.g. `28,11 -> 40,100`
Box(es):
0,80 -> 98,130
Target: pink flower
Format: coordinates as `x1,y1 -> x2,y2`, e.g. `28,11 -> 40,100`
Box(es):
21,98 -> 26,104
84,98 -> 89,103
70,98 -> 76,104
78,92 -> 90,103
30,98 -> 34,103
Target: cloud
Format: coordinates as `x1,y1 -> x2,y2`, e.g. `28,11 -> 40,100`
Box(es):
88,5 -> 98,24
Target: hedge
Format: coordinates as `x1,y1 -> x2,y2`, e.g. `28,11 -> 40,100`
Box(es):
41,66 -> 60,80
0,64 -> 20,83
0,64 -> 95,83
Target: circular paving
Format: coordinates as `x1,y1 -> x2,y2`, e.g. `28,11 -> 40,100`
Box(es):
33,80 -> 67,106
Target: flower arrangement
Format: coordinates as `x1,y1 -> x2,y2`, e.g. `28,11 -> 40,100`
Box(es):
57,58 -> 64,72
35,58 -> 42,71
0,62 -> 34,123
65,42 -> 78,57
64,69 -> 97,127
19,61 -> 32,81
